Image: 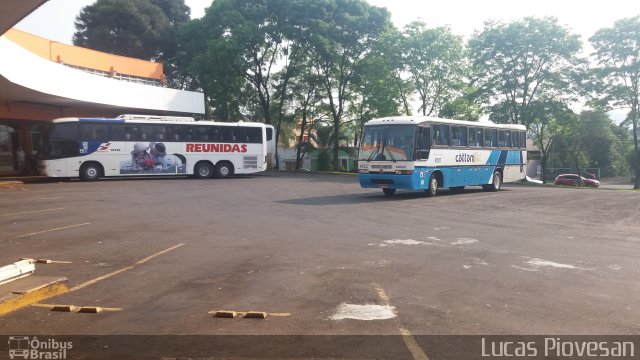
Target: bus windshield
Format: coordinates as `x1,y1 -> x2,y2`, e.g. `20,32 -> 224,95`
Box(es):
359,125 -> 416,161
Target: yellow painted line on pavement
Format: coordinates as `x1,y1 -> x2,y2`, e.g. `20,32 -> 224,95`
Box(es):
1,208 -> 64,217
17,223 -> 91,238
372,283 -> 429,360
69,243 -> 185,293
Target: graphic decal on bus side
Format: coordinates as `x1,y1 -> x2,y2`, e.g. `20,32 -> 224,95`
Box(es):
119,142 -> 187,174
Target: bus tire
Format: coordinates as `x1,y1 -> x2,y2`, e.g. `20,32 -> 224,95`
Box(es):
382,188 -> 396,196
214,162 -> 233,178
80,162 -> 102,181
194,162 -> 213,179
426,174 -> 438,197
484,171 -> 502,192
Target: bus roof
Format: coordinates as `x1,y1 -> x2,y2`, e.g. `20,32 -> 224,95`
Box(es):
50,117 -> 266,127
364,116 -> 526,130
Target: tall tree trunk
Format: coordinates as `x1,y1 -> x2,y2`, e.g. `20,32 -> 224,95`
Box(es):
632,105 -> 639,189
540,156 -> 548,184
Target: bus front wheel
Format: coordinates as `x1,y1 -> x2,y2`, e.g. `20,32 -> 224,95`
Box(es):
80,163 -> 101,181
214,162 -> 233,178
194,162 -> 213,179
426,174 -> 438,197
483,171 -> 502,192
382,188 -> 396,196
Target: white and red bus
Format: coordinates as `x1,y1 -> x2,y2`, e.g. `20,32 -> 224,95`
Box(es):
39,115 -> 274,181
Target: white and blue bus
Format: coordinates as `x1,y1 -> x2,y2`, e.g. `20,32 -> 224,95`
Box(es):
39,114 -> 274,181
358,116 -> 527,196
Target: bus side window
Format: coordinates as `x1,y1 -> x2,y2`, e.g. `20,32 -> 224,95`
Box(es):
111,124 -> 126,140
485,128 -> 497,147
520,131 -> 526,149
197,127 -> 209,141
511,131 -> 519,148
220,127 -> 234,142
210,126 -> 222,142
432,125 -> 449,146
182,126 -> 194,141
498,130 -> 507,147
476,128 -> 484,147
234,128 -> 246,142
246,128 -> 262,143
451,126 -> 460,146
459,127 -> 468,147
266,128 -> 273,141
154,126 -> 166,141
140,125 -> 153,141
469,127 -> 477,147
124,126 -> 140,141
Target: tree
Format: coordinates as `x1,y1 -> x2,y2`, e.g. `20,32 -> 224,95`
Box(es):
527,99 -> 575,183
184,0 -> 319,169
590,16 -> 640,189
73,0 -> 190,81
348,51 -> 404,146
306,0 -> 392,170
401,22 -> 467,116
439,97 -> 482,121
468,17 -> 583,127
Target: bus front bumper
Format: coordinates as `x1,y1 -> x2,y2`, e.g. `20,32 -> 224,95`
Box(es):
358,171 -> 429,191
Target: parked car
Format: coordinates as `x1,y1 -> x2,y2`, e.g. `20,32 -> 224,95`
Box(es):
554,174 -> 600,188
580,171 -> 598,180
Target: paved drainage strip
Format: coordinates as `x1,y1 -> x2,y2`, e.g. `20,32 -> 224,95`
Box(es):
210,310 -> 292,319
31,303 -> 122,313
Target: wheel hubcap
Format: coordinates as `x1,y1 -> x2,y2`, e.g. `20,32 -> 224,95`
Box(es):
87,168 -> 97,177
220,167 -> 229,176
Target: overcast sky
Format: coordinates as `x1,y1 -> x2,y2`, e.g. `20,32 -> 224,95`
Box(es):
14,0 -> 640,46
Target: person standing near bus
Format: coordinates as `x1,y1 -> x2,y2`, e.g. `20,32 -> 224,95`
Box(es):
16,147 -> 25,175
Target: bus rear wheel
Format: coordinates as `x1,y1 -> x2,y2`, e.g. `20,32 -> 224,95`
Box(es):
194,162 -> 213,179
483,171 -> 502,192
214,162 -> 233,178
382,188 -> 396,196
426,174 -> 438,197
80,163 -> 101,181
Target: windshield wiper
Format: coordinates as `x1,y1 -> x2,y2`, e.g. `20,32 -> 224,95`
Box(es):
384,147 -> 396,161
367,139 -> 386,161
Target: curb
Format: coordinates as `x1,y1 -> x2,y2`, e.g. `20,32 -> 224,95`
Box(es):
0,180 -> 24,189
0,276 -> 68,316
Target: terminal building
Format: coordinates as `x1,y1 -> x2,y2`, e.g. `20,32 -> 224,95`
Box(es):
0,1 -> 205,176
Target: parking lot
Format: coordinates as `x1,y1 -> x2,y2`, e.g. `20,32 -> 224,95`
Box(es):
0,172 -> 639,357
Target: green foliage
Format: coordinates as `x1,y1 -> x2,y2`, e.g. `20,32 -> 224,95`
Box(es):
317,150 -> 332,171
439,98 -> 482,121
401,21 -> 467,116
468,17 -> 583,126
73,0 -> 189,60
73,0 -> 191,85
305,0 -> 392,170
590,16 -> 640,187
